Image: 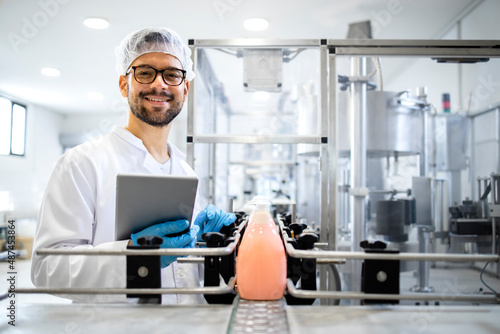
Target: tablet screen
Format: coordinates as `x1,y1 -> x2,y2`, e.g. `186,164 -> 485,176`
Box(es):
115,173 -> 198,240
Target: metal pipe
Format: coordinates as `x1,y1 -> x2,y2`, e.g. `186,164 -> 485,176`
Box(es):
350,56 -> 367,244
186,43 -> 197,167
283,243 -> 498,262
286,279 -> 498,303
36,246 -> 235,257
317,259 -> 346,265
418,229 -> 429,289
420,110 -> 428,176
278,215 -> 499,262
413,227 -> 434,292
494,174 -> 499,256
368,189 -> 407,195
37,231 -> 241,257
324,46 -> 337,306
492,217 -> 497,255
471,116 -> 477,201
435,180 -> 444,233
493,173 -> 499,205
177,257 -> 204,263
349,57 -> 367,298
16,278 -> 236,296
418,87 -> 429,177
497,108 -> 500,174
477,177 -> 483,203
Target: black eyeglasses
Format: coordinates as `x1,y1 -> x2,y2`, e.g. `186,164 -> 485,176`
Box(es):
126,65 -> 186,86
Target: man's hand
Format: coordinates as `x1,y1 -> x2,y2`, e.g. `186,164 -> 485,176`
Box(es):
130,220 -> 199,268
193,205 -> 236,241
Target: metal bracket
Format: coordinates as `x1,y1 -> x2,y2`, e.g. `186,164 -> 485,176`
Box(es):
349,187 -> 370,197
490,204 -> 500,217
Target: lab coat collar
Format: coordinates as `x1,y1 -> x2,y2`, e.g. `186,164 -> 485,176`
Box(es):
112,126 -> 146,151
112,126 -> 187,174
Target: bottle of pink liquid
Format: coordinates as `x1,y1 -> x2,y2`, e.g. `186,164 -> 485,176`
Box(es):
236,200 -> 287,300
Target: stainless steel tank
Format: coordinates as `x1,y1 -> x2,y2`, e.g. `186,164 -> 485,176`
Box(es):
338,91 -> 424,157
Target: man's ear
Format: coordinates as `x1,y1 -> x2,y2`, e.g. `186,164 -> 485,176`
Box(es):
119,75 -> 128,97
183,81 -> 190,102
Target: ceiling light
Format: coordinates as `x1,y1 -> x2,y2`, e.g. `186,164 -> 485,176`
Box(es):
252,91 -> 270,102
84,17 -> 109,30
244,18 -> 269,31
41,68 -> 60,77
87,92 -> 104,101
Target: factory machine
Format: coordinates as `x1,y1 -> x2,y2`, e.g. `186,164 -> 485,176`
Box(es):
5,39 -> 500,333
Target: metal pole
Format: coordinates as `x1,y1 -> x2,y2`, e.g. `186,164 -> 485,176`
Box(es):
497,107 -> 500,173
470,115 -> 477,201
322,43 -> 334,305
186,42 -> 197,167
349,57 -> 367,299
418,87 -> 429,177
492,174 -> 499,256
412,227 -> 434,292
420,108 -> 428,176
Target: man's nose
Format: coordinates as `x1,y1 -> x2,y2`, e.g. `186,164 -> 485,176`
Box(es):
150,73 -> 169,88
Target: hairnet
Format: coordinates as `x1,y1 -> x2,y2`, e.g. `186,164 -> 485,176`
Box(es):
115,27 -> 195,81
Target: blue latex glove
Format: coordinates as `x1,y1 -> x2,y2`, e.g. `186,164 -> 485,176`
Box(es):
193,204 -> 237,241
131,220 -> 199,268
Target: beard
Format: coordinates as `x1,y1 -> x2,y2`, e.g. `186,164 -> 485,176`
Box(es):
128,86 -> 184,128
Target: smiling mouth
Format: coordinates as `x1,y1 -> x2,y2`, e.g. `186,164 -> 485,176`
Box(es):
145,96 -> 171,102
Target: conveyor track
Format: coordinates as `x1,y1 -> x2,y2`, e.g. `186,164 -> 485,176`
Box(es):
228,297 -> 289,333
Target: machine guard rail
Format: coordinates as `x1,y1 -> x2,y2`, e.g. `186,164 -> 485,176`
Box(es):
286,279 -> 499,303
277,217 -> 499,263
35,221 -> 245,257
12,277 -> 235,297
5,225 -> 245,301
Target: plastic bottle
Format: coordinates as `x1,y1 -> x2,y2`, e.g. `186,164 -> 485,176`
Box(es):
236,198 -> 287,300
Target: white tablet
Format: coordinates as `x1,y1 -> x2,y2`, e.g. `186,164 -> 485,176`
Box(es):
115,173 -> 198,240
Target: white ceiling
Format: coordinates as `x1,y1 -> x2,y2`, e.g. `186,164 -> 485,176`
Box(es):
0,0 -> 480,114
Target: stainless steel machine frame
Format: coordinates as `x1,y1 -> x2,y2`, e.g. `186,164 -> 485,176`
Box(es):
187,39 -> 334,302
4,40 -> 500,334
185,39 -> 500,305
328,39 -> 500,299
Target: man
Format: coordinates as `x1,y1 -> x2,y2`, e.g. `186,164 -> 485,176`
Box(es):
31,27 -> 235,304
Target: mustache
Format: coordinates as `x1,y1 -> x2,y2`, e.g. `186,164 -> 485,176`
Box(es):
138,90 -> 175,99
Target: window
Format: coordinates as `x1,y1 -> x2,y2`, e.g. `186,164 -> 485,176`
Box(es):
0,97 -> 26,156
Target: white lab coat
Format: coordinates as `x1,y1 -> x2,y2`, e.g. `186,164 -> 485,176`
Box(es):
31,126 -> 206,304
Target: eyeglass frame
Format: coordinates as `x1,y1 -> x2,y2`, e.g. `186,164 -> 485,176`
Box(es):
125,65 -> 187,86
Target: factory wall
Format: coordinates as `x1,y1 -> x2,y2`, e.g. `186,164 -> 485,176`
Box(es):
58,103 -> 189,154
0,102 -> 63,225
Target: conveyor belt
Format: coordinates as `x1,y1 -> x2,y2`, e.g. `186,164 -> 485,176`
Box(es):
229,297 -> 289,333
2,301 -> 500,333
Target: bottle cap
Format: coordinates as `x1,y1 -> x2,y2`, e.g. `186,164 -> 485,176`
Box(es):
244,196 -> 271,212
